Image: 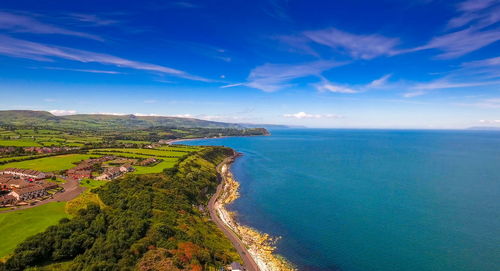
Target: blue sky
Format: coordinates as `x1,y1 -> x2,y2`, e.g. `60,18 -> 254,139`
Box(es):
0,0 -> 499,128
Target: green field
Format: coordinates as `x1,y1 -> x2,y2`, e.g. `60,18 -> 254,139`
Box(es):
0,140 -> 42,147
116,140 -> 151,145
93,147 -> 194,156
0,154 -> 97,172
0,155 -> 48,163
88,151 -> 155,159
0,202 -> 68,258
133,160 -> 178,174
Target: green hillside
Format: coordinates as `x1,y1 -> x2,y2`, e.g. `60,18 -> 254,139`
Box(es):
0,110 -> 242,130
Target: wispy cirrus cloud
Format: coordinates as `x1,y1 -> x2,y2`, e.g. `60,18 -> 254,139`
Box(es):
412,27 -> 500,59
263,0 -> 291,22
411,79 -> 499,90
0,35 -> 210,82
448,0 -> 500,29
315,82 -> 360,94
458,98 -> 500,108
315,74 -> 392,94
0,11 -> 102,41
280,0 -> 499,61
303,28 -> 401,59
283,112 -> 343,119
66,13 -> 119,26
43,67 -> 123,74
226,60 -> 345,92
402,78 -> 500,97
170,1 -> 202,9
409,0 -> 500,59
401,56 -> 500,98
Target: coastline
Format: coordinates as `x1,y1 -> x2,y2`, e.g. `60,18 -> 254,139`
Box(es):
211,152 -> 295,271
166,132 -> 271,145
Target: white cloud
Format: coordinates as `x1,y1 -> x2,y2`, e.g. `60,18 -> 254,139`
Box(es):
449,0 -> 499,29
221,83 -> 245,88
66,13 -> 118,26
243,60 -> 345,92
462,56 -> 500,68
403,90 -> 427,98
316,82 -> 360,93
368,74 -> 392,88
133,113 -> 160,116
92,112 -> 127,115
49,109 -> 77,116
315,74 -> 392,94
402,78 -> 500,97
172,114 -> 193,118
170,1 -> 202,8
410,0 -> 500,59
0,11 -> 102,41
303,28 -> 400,59
414,27 -> 500,59
44,67 -> 122,74
458,98 -> 500,108
479,119 -> 500,124
411,79 -> 500,90
0,34 -> 210,82
283,112 -> 342,119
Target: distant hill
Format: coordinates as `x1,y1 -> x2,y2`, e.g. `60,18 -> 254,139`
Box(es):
239,123 -> 299,129
0,110 -> 243,130
468,126 -> 500,131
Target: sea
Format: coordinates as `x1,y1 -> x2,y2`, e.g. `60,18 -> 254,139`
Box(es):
180,129 -> 500,271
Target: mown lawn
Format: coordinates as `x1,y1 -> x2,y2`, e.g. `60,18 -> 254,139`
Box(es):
79,179 -> 108,189
0,202 -> 68,258
0,154 -> 97,172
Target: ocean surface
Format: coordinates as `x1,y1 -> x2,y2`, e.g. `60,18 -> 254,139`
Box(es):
180,129 -> 500,271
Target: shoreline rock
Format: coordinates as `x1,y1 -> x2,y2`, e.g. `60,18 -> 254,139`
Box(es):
216,157 -> 296,271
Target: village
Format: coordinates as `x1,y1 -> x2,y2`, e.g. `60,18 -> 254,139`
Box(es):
0,155 -> 159,208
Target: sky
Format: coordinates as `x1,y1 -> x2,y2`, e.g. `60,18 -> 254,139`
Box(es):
0,0 -> 499,128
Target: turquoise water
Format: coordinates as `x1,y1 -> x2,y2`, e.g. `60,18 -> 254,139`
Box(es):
181,129 -> 500,271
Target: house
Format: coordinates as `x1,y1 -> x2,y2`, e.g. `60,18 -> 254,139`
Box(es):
0,194 -> 16,206
95,167 -> 123,180
230,262 -> 244,271
67,169 -> 92,180
0,168 -> 46,180
9,185 -> 47,201
138,157 -> 157,166
0,174 -> 31,189
39,181 -> 59,190
119,164 -> 134,173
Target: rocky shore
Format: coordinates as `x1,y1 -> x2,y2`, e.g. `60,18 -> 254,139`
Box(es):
215,154 -> 295,271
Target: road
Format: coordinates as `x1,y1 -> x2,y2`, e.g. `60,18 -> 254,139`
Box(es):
208,153 -> 261,271
0,177 -> 85,214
